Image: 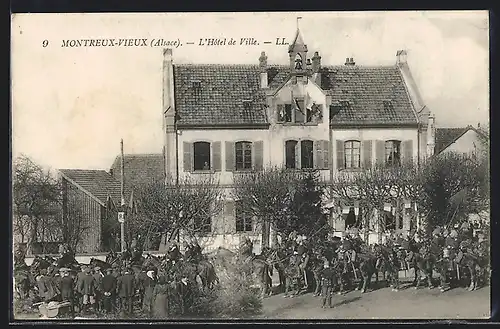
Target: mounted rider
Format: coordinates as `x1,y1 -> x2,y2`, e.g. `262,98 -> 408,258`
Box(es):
296,235 -> 310,289
167,241 -> 181,264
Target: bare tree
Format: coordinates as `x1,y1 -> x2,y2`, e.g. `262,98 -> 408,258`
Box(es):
13,155 -> 91,254
131,174 -> 224,250
13,155 -> 62,254
231,166 -> 302,247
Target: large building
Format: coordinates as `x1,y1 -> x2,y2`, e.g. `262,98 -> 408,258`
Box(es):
160,28 -> 435,249
59,27 -> 442,253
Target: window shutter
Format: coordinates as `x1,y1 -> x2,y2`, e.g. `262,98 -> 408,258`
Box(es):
212,141 -> 221,172
323,140 -> 330,169
183,142 -> 192,172
375,140 -> 385,166
225,141 -> 234,171
362,140 -> 373,169
295,142 -> 301,169
276,104 -> 284,122
314,140 -> 323,169
254,141 -> 264,171
402,140 -> 414,165
336,140 -> 344,170
224,200 -> 236,233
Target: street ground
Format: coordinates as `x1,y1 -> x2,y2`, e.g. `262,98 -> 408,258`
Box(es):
258,283 -> 490,319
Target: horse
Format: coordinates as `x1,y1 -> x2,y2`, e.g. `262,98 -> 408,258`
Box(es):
263,247 -> 289,294
14,264 -> 34,299
406,246 -> 435,289
89,258 -> 112,271
454,250 -> 481,291
353,251 -> 377,293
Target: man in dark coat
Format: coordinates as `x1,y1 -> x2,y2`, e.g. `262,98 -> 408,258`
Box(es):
320,261 -> 336,308
58,268 -> 75,317
142,269 -> 157,317
78,268 -> 97,314
116,268 -> 135,316
167,242 -> 181,263
93,267 -> 103,312
136,267 -> 148,307
101,268 -> 117,314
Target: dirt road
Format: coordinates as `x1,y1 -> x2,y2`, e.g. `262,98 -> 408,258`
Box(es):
258,284 -> 490,319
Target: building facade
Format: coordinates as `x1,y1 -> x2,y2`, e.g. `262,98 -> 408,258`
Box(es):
162,28 -> 435,250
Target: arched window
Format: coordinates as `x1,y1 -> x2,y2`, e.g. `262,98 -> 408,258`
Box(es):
344,140 -> 361,169
385,140 -> 401,166
235,141 -> 253,170
301,140 -> 314,169
285,140 -> 298,169
193,141 -> 211,171
294,53 -> 303,70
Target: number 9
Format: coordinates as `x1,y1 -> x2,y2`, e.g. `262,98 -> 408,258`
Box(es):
42,40 -> 48,47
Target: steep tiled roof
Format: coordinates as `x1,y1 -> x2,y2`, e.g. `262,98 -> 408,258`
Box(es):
173,65 -> 268,126
110,154 -> 165,188
322,66 -> 417,126
435,127 -> 468,154
172,64 -> 418,127
59,169 -> 131,206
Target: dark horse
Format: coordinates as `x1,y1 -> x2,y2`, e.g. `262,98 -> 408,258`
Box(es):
406,245 -> 435,289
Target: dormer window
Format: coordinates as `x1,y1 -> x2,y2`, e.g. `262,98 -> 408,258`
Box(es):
329,105 -> 342,120
192,80 -> 201,96
242,100 -> 252,112
383,100 -> 393,111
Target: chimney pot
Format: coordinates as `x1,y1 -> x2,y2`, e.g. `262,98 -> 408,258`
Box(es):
163,48 -> 173,61
312,51 -> 321,73
109,168 -> 114,176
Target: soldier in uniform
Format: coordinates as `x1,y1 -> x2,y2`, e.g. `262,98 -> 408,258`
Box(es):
167,242 -> 181,264
58,268 -> 75,317
191,239 -> 203,263
297,236 -> 310,291
320,261 -> 335,308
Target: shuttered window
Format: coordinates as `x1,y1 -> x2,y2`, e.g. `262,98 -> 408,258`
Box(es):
301,140 -> 314,169
212,141 -> 221,172
225,141 -> 234,171
344,140 -> 361,169
315,141 -> 323,169
193,142 -> 211,171
285,140 -> 298,169
336,140 -> 344,170
385,140 -> 401,166
183,142 -> 192,172
254,141 -> 264,171
235,141 -> 252,170
402,140 -> 414,165
323,140 -> 330,169
362,140 -> 373,169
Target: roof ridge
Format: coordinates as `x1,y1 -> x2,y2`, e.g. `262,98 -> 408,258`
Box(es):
59,168 -> 109,172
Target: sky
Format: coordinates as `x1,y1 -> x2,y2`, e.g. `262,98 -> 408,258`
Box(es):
11,11 -> 489,170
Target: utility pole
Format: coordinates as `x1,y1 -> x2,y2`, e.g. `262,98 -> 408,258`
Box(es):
120,138 -> 126,253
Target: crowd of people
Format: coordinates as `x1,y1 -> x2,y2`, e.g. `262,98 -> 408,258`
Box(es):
14,239 -> 210,319
14,220 -> 489,317
246,221 -> 490,309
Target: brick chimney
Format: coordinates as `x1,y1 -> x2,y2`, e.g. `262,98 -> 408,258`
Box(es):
259,51 -> 268,89
396,50 -> 408,65
162,48 -> 177,183
345,57 -> 355,66
312,51 -> 321,73
426,113 -> 436,157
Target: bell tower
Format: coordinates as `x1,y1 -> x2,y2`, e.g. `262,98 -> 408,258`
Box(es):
288,20 -> 308,74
